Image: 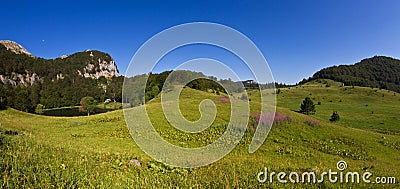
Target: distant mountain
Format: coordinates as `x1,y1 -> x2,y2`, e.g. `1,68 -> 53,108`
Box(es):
0,40 -> 119,86
0,40 -> 122,112
311,56 -> 400,92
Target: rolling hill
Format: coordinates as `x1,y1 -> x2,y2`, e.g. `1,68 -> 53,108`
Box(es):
1,85 -> 399,188
310,56 -> 400,92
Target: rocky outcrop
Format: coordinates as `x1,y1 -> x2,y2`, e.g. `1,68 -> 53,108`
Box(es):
0,40 -> 34,57
0,71 -> 40,86
79,56 -> 119,79
0,40 -> 120,86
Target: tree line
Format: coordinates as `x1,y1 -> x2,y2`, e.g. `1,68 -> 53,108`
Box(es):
0,75 -> 123,112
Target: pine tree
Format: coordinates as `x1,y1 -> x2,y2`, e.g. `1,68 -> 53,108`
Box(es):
300,97 -> 316,115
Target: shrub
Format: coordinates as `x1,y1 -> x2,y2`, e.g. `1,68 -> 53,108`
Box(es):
35,104 -> 45,114
329,111 -> 340,122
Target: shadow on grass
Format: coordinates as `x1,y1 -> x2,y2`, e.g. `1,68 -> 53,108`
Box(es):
42,107 -> 115,117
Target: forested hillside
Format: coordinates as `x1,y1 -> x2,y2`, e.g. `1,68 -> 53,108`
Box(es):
311,56 -> 400,92
0,41 -> 122,112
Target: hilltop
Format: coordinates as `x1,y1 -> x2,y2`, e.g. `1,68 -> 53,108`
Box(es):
0,40 -> 34,57
310,56 -> 400,92
0,40 -> 119,85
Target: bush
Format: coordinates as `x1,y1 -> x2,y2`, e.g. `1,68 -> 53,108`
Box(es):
329,111 -> 340,122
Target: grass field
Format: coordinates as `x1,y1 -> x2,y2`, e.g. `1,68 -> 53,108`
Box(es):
1,80 -> 399,188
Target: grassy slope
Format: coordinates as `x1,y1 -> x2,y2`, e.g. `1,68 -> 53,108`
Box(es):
1,85 -> 399,188
277,79 -> 400,131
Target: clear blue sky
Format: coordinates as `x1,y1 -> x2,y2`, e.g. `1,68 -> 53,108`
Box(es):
2,0 -> 400,84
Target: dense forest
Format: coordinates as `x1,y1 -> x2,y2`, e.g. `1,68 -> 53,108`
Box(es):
310,56 -> 400,92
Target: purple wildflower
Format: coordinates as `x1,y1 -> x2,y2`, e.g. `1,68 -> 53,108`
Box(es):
304,118 -> 320,126
217,97 -> 230,103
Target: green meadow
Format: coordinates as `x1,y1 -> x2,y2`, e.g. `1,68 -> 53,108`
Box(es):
1,80 -> 399,188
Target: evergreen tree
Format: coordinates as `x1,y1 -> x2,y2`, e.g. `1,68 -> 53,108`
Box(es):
300,97 -> 316,115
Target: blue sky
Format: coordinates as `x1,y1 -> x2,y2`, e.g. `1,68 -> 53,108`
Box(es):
2,0 -> 400,84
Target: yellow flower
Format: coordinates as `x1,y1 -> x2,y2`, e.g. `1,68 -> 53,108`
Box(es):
60,163 -> 66,170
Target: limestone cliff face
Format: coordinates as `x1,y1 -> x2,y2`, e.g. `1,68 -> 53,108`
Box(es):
78,50 -> 119,79
0,72 -> 39,86
0,40 -> 119,86
0,40 -> 34,57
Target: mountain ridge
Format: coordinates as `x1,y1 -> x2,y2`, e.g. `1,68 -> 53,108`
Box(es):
0,40 -> 119,86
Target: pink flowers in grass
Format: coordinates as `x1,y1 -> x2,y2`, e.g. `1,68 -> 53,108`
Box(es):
249,111 -> 292,130
217,96 -> 230,103
304,118 -> 320,126
252,112 -> 274,125
273,112 -> 292,126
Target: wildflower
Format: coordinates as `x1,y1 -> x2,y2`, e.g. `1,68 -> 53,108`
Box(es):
305,118 -> 320,126
60,163 -> 66,170
217,97 -> 230,103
